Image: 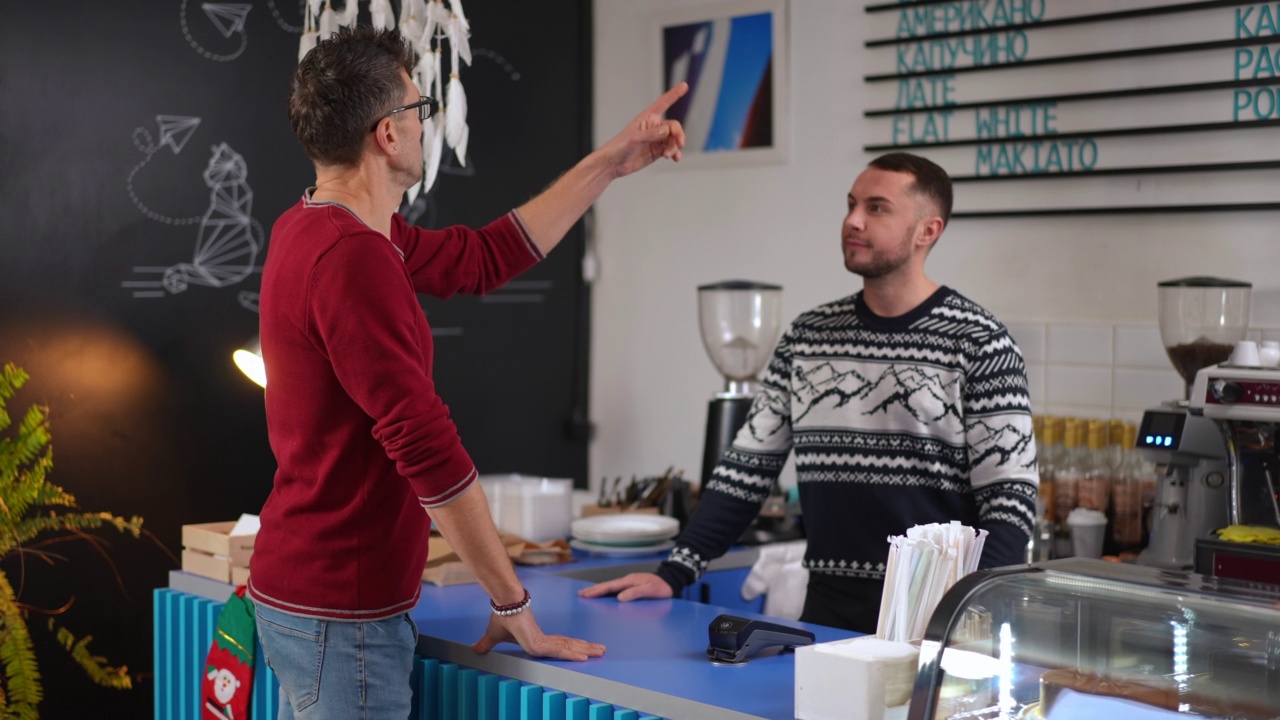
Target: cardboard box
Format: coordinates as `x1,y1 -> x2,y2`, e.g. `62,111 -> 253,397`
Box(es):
579,505 -> 661,518
181,521 -> 255,584
421,531 -> 572,586
423,532 -> 525,586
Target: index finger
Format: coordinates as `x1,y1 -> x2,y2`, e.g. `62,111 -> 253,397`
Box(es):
643,82 -> 689,117
577,577 -> 635,598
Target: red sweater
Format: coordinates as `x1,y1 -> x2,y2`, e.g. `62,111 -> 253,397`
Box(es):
248,192 -> 542,620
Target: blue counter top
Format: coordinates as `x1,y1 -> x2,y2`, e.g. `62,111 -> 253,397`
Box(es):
169,546 -> 855,720
410,564 -> 854,720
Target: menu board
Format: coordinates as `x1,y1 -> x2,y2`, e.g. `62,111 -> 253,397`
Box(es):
862,0 -> 1280,216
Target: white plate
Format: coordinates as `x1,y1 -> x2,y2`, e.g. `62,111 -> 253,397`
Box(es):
570,514 -> 679,544
569,538 -> 675,557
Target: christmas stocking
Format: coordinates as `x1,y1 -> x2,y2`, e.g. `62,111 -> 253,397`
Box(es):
201,586 -> 255,720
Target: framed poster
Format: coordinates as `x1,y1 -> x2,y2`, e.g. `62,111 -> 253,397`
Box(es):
657,0 -> 788,166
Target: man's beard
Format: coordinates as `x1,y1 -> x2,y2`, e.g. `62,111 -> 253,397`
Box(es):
844,232 -> 914,279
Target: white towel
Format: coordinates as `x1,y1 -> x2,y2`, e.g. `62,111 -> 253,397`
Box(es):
740,540 -> 808,620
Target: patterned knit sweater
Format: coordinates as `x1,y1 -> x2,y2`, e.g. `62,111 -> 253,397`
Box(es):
657,287 -> 1039,593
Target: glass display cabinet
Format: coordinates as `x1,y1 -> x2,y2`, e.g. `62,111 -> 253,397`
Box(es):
907,559 -> 1280,719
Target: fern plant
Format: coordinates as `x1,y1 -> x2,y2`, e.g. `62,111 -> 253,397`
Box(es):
0,363 -> 143,718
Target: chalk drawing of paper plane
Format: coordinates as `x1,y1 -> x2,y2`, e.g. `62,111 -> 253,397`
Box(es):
204,3 -> 252,38
156,115 -> 201,154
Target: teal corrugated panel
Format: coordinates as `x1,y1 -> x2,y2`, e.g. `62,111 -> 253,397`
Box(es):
565,696 -> 589,720
416,657 -> 441,720
439,662 -> 459,720
541,689 -> 566,720
153,590 -> 171,720
520,683 -> 545,720
476,673 -> 499,720
497,678 -> 521,720
177,589 -> 192,717
458,667 -> 479,720
612,710 -> 639,720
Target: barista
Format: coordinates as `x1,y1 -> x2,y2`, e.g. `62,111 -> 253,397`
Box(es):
581,152 -> 1039,633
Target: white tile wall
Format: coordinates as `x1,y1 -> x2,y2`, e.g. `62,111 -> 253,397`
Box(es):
1045,366 -> 1113,407
1011,320 -> 1280,421
1006,321 -> 1046,364
1114,325 -> 1168,368
1112,368 -> 1184,412
1046,324 -> 1112,365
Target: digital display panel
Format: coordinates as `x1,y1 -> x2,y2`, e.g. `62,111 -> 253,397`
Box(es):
1137,410 -> 1185,449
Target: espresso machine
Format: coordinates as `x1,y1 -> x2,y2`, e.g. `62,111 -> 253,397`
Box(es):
1190,356 -> 1280,583
1134,278 -> 1245,570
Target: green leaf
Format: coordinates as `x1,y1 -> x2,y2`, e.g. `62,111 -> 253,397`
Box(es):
0,363 -> 145,708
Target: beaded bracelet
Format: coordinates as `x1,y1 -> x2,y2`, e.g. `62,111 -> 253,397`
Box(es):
490,588 -> 531,616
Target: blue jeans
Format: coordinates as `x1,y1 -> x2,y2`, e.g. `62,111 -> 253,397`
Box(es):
255,603 -> 419,720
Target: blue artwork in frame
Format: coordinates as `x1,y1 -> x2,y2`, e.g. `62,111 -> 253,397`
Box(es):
659,1 -> 786,162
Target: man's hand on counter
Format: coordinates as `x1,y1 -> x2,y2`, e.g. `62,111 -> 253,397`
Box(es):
472,610 -> 606,662
578,572 -> 674,602
431,485 -> 606,661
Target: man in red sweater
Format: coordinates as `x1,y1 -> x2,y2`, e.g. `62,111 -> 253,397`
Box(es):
248,26 -> 686,718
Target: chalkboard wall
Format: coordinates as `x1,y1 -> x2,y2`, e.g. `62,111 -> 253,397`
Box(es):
0,1 -> 591,716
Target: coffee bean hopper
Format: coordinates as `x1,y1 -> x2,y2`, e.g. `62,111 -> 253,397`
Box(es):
1134,277 -> 1249,570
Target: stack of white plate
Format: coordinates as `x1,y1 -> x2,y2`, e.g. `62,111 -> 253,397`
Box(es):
569,514 -> 680,557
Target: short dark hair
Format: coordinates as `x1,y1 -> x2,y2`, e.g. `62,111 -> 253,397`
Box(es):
868,152 -> 953,226
288,26 -> 419,167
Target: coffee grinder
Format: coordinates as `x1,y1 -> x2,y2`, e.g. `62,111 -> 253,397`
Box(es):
697,281 -> 783,486
1134,277 -> 1246,570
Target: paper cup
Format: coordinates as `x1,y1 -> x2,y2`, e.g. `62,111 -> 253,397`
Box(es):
1066,508 -> 1107,559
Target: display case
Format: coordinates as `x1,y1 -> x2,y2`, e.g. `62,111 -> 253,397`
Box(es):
907,559 -> 1280,719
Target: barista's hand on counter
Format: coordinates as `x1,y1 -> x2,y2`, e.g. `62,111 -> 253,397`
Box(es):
578,572 -> 674,602
471,609 -> 606,662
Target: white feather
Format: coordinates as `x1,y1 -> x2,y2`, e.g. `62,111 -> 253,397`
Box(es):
334,0 -> 358,28
453,122 -> 469,167
413,55 -> 434,98
298,0 -> 322,60
317,3 -> 337,40
399,0 -> 427,44
424,115 -> 445,192
450,0 -> 468,25
368,0 -> 395,30
446,12 -> 472,66
445,73 -> 467,150
423,0 -> 449,46
298,30 -> 319,62
420,110 -> 436,182
433,48 -> 444,101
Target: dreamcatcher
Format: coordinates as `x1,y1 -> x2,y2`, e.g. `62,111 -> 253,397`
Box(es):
297,0 -> 472,193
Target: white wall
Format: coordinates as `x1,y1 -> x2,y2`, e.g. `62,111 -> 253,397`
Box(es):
588,0 -> 1280,492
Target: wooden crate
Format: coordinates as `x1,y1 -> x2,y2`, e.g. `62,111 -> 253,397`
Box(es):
181,521 -> 254,584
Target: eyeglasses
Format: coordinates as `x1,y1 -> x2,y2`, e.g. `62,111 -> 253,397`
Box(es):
369,96 -> 438,132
